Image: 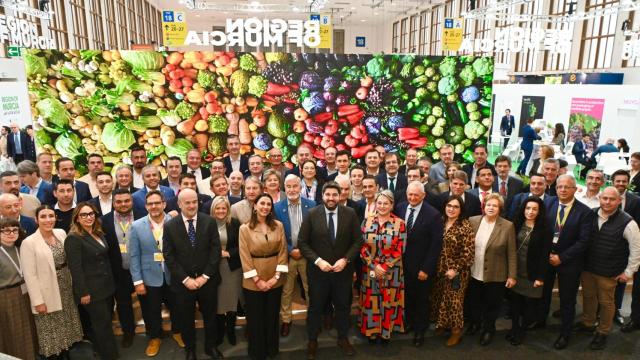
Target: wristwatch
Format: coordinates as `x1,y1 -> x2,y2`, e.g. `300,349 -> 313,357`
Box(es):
274,273 -> 281,280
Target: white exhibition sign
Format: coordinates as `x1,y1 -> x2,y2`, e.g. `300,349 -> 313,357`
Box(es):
459,27 -> 572,54
0,0 -> 56,49
0,58 -> 33,128
185,18 -> 322,48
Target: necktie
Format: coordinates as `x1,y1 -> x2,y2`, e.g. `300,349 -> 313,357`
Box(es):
14,134 -> 21,153
190,170 -> 196,175
407,207 -> 415,231
187,219 -> 196,247
389,177 -> 396,192
557,204 -> 566,232
328,212 -> 335,243
500,181 -> 507,196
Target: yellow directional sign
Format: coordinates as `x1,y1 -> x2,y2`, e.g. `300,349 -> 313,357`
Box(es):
442,18 -> 464,52
162,10 -> 187,47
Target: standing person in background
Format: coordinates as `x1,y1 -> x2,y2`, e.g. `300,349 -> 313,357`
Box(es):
24,125 -> 36,162
21,205 -> 84,359
183,149 -> 211,188
88,171 -> 115,217
358,175 -> 379,219
516,118 -> 541,176
376,153 -> 408,201
247,154 -> 265,181
364,148 -> 383,177
161,156 -> 183,196
431,171 -> 482,217
618,138 -> 630,163
131,164 -> 176,216
327,150 -> 351,181
263,169 -> 285,203
541,159 -> 560,197
508,173 -> 556,220
229,170 -> 245,199
231,176 -> 263,224
52,180 -> 76,233
54,158 -> 92,203
324,146 -> 338,176
78,154 -> 105,198
267,147 -> 287,189
493,155 -> 524,215
630,152 -> 640,195
576,170 -> 604,209
7,123 -> 28,164
1,170 -> 41,218
349,165 -> 365,202
37,152 -> 54,183
115,165 -> 139,193
430,144 -> 455,183
239,193 -> 288,360
65,203 -> 118,360
462,145 -> 495,188
0,217 -> 38,360
335,175 -> 364,222
399,148 -> 419,175
552,123 -> 566,150
0,193 -> 36,243
18,160 -> 55,206
529,145 -> 555,177
130,146 -> 148,189
286,146 -> 328,182
500,109 -> 516,149
223,134 -> 249,177
300,160 -> 324,204
0,126 -> 9,158
438,162 -> 463,195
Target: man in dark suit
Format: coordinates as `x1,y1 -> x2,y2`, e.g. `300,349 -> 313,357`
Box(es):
327,150 -> 352,182
285,145 -> 328,182
500,109 -> 515,148
55,157 -> 92,203
395,181 -> 443,346
468,166 -> 496,211
223,134 -> 249,177
462,144 -> 496,188
165,173 -> 211,215
398,148 -> 419,175
335,175 -> 365,222
201,174 -> 241,214
530,158 -> 559,197
52,179 -> 75,233
430,171 -> 482,217
161,156 -> 183,196
183,149 -> 211,185
7,123 -> 28,164
572,134 -> 590,166
102,189 -> 144,348
115,165 -> 140,193
132,165 -> 176,216
376,152 -> 408,202
516,118 -> 541,175
299,182 -> 362,359
163,188 -> 222,360
492,155 -> 524,215
24,125 -> 36,162
507,173 -> 556,220
540,175 -> 593,350
18,160 -> 55,206
88,172 -> 115,217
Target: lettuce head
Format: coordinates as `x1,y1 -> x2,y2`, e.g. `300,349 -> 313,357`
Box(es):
102,122 -> 136,153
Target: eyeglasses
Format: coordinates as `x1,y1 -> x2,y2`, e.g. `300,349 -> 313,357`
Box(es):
146,201 -> 164,207
1,228 -> 19,235
445,204 -> 461,209
556,186 -> 576,190
78,212 -> 96,219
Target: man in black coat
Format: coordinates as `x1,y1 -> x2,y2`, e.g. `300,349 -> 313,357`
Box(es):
164,173 -> 211,215
462,144 -> 496,188
163,188 -> 222,360
223,135 -> 249,177
298,182 -> 362,359
55,157 -> 92,202
285,145 -> 328,182
376,152 -> 408,202
183,149 -> 211,184
492,155 -> 524,215
429,170 -> 482,217
7,123 -> 29,164
334,175 -> 365,222
102,188 -> 144,348
540,175 -> 594,350
394,181 -> 443,346
500,109 -> 515,148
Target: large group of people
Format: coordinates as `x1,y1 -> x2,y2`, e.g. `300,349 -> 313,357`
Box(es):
1,133 -> 640,360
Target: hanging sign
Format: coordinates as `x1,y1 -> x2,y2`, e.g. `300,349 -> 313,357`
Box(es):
356,36 -> 366,47
459,27 -> 571,54
162,10 -> 188,46
0,13 -> 55,49
0,0 -> 52,20
442,18 -> 464,51
310,13 -> 332,49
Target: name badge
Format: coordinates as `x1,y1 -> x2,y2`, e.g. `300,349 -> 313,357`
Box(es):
154,253 -> 164,262
552,235 -> 559,244
119,244 -> 127,254
21,283 -> 28,295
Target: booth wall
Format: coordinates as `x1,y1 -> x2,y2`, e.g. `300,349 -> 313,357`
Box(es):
336,24 -> 387,54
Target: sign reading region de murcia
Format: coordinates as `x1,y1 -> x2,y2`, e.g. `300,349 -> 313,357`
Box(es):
459,27 -> 571,54
185,18 -> 322,48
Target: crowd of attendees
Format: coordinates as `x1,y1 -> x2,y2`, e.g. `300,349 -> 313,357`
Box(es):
1,133 -> 640,360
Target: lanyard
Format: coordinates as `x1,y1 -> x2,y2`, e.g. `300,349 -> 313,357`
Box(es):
555,203 -> 572,233
1,246 -> 22,277
149,217 -> 164,249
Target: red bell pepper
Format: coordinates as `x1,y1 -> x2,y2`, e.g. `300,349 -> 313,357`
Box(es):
397,127 -> 420,141
351,145 -> 374,159
320,136 -> 335,149
313,148 -> 325,160
314,112 -> 333,123
344,135 -> 360,148
350,125 -> 365,140
324,120 -> 339,136
266,82 -> 290,96
404,137 -> 428,148
337,104 -> 361,117
346,110 -> 365,125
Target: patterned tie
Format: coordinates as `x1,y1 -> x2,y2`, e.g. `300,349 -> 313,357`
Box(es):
389,177 -> 396,192
187,219 -> 196,247
407,207 -> 415,231
328,212 -> 335,244
500,181 -> 507,196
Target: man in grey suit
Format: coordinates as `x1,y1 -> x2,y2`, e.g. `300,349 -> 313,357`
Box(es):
299,182 -> 362,360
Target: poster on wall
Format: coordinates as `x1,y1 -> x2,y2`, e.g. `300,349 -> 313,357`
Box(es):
517,96 -> 545,136
568,97 -> 605,148
23,50 -> 493,175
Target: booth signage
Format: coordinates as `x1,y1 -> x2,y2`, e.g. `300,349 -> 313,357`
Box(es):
0,13 -> 56,49
459,27 -> 571,54
310,13 -> 332,49
185,18 -> 322,48
162,10 -> 188,46
621,39 -> 640,61
442,18 -> 464,51
0,0 -> 51,20
355,36 -> 366,47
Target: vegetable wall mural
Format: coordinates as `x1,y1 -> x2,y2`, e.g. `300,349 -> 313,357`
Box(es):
25,50 -> 493,175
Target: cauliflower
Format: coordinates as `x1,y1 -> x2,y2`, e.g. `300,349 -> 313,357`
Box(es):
239,54 -> 258,72
482,117 -> 492,127
469,111 -> 481,122
426,81 -> 438,92
434,138 -> 446,149
459,65 -> 477,87
438,76 -> 459,96
472,57 -> 494,77
425,67 -> 436,78
230,69 -> 250,97
248,75 -> 268,97
455,144 -> 465,154
175,102 -> 196,120
464,120 -> 487,140
466,102 -> 479,113
432,106 -> 443,118
265,52 -> 289,64
415,87 -> 429,100
439,57 -> 457,77
414,65 -> 425,76
447,93 -> 459,103
197,70 -> 216,90
436,118 -> 447,128
426,115 -> 437,126
431,126 -> 444,137
207,114 -> 228,133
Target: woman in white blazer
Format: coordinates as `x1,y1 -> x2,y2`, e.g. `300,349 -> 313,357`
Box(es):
21,205 -> 83,359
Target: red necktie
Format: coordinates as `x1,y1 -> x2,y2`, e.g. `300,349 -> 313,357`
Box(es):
499,181 -> 507,196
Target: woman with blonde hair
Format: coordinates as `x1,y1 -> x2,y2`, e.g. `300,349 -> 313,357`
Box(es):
263,169 -> 285,203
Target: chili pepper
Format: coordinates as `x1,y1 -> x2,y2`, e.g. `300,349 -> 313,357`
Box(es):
261,94 -> 277,103
397,127 -> 420,141
404,137 -> 427,148
351,145 -> 374,159
345,110 -> 365,125
324,120 -> 339,136
266,82 -> 291,96
344,135 -> 359,148
337,104 -> 361,117
314,112 -> 333,123
282,97 -> 297,105
289,83 -> 299,90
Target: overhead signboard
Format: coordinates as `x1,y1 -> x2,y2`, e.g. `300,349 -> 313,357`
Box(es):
162,10 -> 188,46
442,18 -> 464,51
310,13 -> 332,49
0,13 -> 56,49
0,0 -> 52,20
458,27 -> 571,54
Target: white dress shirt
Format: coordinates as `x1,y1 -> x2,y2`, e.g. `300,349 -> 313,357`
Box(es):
471,217 -> 496,282
133,170 -> 144,189
577,191 -> 601,209
229,155 -> 241,172
28,178 -> 43,196
404,201 -> 423,227
187,167 -> 203,183
99,195 -> 112,215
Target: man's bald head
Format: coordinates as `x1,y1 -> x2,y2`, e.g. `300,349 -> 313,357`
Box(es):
178,188 -> 198,218
0,193 -> 21,219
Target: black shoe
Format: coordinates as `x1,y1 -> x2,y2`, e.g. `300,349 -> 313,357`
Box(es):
465,323 -> 480,335
185,350 -> 197,360
622,319 -> 640,333
573,322 -> 596,334
552,310 -> 562,318
478,331 -> 493,346
368,337 -> 377,345
505,331 -> 515,342
121,332 -> 134,348
413,332 -> 424,347
614,310 -> 625,326
526,321 -> 546,330
553,335 -> 569,350
589,333 -> 607,350
205,347 -> 224,359
510,331 -> 524,346
225,312 -> 237,345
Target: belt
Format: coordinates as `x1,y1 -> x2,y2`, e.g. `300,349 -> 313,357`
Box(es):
0,280 -> 24,291
56,263 -> 67,270
251,251 -> 279,259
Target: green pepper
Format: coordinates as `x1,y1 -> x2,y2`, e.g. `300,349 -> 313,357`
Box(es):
456,100 -> 469,124
440,97 -> 453,126
481,106 -> 491,117
462,149 -> 475,164
412,113 -> 426,123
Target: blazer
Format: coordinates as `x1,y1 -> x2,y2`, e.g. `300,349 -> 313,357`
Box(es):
222,218 -> 242,271
20,180 -> 55,206
300,179 -> 324,204
624,191 -> 640,224
128,214 -> 173,287
286,165 -> 328,183
631,172 -> 640,196
231,199 -> 253,224
500,115 -> 515,134
375,172 -> 408,197
462,162 -> 496,187
545,198 -> 593,268
395,201 -> 444,277
181,165 -> 211,180
507,193 -> 557,221
101,210 -> 144,280
165,193 -> 212,214
201,195 -> 241,215
88,196 -> 109,217
469,216 -> 517,282
430,191 -> 482,217
516,222 -> 553,282
572,140 -> 588,164
132,185 -> 176,216
273,197 -> 316,252
20,228 -> 68,314
7,130 -> 29,158
20,215 -> 37,238
159,178 -> 178,194
346,198 -> 365,223
528,159 -> 542,177
64,232 -> 115,302
73,180 -> 92,203
223,155 -> 249,177
520,125 -> 540,152
298,205 -> 363,278
162,213 -> 221,292
492,175 -> 524,214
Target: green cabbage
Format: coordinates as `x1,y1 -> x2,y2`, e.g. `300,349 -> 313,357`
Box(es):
122,116 -> 162,131
119,51 -> 165,70
165,138 -> 194,162
54,132 -> 84,159
102,122 -> 136,153
24,52 -> 47,77
36,98 -> 70,129
35,129 -> 52,148
157,109 -> 181,126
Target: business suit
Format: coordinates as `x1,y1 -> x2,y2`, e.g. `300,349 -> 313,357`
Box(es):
540,199 -> 593,337
64,232 -> 118,360
462,162 -> 496,188
375,172 -> 408,199
102,210 -> 143,337
182,165 -> 211,179
88,196 -> 111,217
507,193 -> 556,221
20,180 -> 55,206
492,176 -> 524,216
132,186 -> 175,216
201,195 -> 241,215
468,216 -> 517,333
572,140 -> 588,165
128,214 -> 181,339
516,125 -> 541,175
431,191 -> 482,217
286,165 -> 328,183
165,193 -> 211,214
19,215 -> 37,246
298,205 -> 363,341
395,201 -> 444,333
7,130 -> 28,163
159,178 -> 179,196
73,180 -> 92,203
223,155 -> 249,177
631,172 -> 640,196
501,115 -> 515,148
163,214 -> 221,355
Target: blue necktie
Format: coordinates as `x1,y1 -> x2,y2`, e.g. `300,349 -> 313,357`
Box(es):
187,219 -> 196,247
14,134 -> 22,154
557,204 -> 566,233
407,207 -> 415,231
328,212 -> 335,243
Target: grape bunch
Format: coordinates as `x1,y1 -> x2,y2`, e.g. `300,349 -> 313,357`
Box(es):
262,62 -> 295,84
108,59 -> 129,82
368,79 -> 393,108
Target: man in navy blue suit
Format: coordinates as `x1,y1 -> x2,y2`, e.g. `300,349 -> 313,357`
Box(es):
395,181 -> 443,347
132,165 -> 176,216
7,123 -> 28,164
508,173 -> 556,220
55,157 -> 92,203
500,109 -> 516,148
274,174 -> 316,337
572,134 -> 590,166
516,118 -> 541,175
18,160 -> 55,206
539,175 -> 593,350
222,135 -> 249,177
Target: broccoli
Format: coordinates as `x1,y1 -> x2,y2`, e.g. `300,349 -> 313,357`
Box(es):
432,106 -> 443,118
425,67 -> 436,78
414,65 -> 425,76
415,87 -> 429,100
472,57 -> 494,77
248,75 -> 268,97
175,102 -> 196,120
366,56 -> 385,79
464,120 -> 487,140
431,126 -> 444,137
439,57 -> 457,77
264,52 -> 289,64
469,111 -> 481,122
466,102 -> 479,113
426,81 -> 438,92
438,76 -> 459,96
230,69 -> 250,97
426,115 -> 437,126
436,118 -> 447,128
434,138 -> 446,150
239,54 -> 258,72
459,65 -> 477,87
197,70 -> 216,90
445,125 -> 465,144
207,114 -> 228,133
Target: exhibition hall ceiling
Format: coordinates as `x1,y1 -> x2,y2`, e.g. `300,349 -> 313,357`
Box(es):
156,0 -> 434,27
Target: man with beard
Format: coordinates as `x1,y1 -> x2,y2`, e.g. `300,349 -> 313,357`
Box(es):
130,146 -> 148,189
1,170 -> 40,217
